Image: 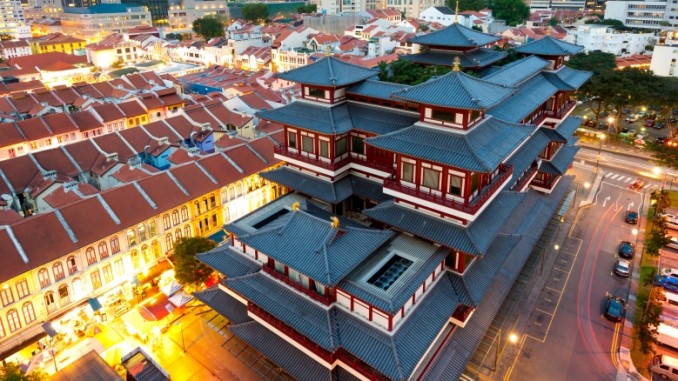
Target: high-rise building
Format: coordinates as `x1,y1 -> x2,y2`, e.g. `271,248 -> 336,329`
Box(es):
605,0 -> 678,30
196,23 -> 591,380
121,0 -> 169,26
0,0 -> 25,38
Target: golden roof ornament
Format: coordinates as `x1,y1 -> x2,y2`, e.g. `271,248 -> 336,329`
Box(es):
453,56 -> 461,72
325,45 -> 332,57
454,0 -> 459,24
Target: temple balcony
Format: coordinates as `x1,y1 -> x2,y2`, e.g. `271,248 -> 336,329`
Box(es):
274,144 -> 395,179
531,174 -> 561,194
450,304 -> 475,328
544,100 -> 576,123
383,164 -> 513,223
511,164 -> 539,192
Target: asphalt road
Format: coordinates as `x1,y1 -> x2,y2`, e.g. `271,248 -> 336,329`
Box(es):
506,159 -> 654,381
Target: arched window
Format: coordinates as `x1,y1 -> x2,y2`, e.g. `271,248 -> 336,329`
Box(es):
110,237 -> 120,254
38,268 -> 50,288
6,309 -> 20,332
44,292 -> 56,313
175,229 -> 182,242
228,185 -> 235,200
141,245 -> 150,264
151,240 -> 161,259
148,220 -> 157,236
127,229 -> 137,247
67,256 -> 77,275
52,262 -> 64,281
98,242 -> 109,260
166,234 -> 174,251
72,278 -> 82,299
131,250 -> 140,269
180,206 -> 188,221
194,201 -> 201,215
235,181 -> 243,197
138,224 -> 147,242
22,301 -> 35,323
58,284 -> 69,305
85,247 -> 97,266
172,210 -> 180,225
184,225 -> 191,238
163,214 -> 171,230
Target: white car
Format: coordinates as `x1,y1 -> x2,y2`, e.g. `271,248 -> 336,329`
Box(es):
626,114 -> 639,122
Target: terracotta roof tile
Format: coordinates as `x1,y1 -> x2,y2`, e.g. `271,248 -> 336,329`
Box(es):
99,183 -> 158,227
194,154 -> 243,186
42,183 -> 98,209
70,110 -> 104,132
7,52 -> 87,70
168,162 -> 217,197
57,196 -> 123,250
43,113 -> 79,135
222,144 -> 271,175
0,209 -> 21,224
110,164 -> 158,183
62,140 -> 117,176
135,172 -> 192,211
9,93 -> 40,113
90,132 -> 138,161
92,103 -> 125,122
52,87 -> 81,105
15,118 -> 51,141
0,155 -> 41,194
0,122 -> 25,147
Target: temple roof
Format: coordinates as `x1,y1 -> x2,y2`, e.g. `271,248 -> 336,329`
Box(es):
408,23 -> 500,47
543,144 -> 579,175
232,209 -> 394,286
260,168 -> 391,204
515,36 -> 583,56
193,286 -> 252,324
483,55 -> 549,86
506,130 -> 550,184
391,71 -> 515,110
554,116 -> 581,138
401,48 -> 506,69
275,56 -> 378,87
346,80 -> 411,101
256,101 -> 418,135
487,74 -> 558,123
364,192 -> 525,255
542,66 -> 592,90
365,118 -> 533,172
197,246 -> 260,278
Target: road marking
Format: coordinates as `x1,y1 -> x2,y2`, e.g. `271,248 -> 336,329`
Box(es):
605,173 -> 613,178
611,322 -> 620,368
544,286 -> 563,292
610,174 -> 620,180
535,308 -> 554,316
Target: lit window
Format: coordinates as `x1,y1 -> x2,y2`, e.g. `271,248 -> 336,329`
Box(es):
86,247 -> 97,266
52,263 -> 64,281
6,309 -> 20,332
38,269 -> 50,288
98,242 -> 109,260
15,279 -> 29,299
0,288 -> 14,307
22,302 -> 35,324
422,168 -> 440,189
402,161 -> 414,182
448,175 -> 463,196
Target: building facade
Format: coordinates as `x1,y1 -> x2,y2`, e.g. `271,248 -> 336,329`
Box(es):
61,4 -> 153,41
605,0 -> 678,30
196,22 -> 590,381
564,24 -> 654,55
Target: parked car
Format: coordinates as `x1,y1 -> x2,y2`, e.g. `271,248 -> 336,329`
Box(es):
604,294 -> 626,322
583,119 -> 596,128
656,274 -> 678,293
625,210 -> 639,224
618,241 -> 635,259
645,119 -> 656,128
657,136 -> 668,144
613,259 -> 631,277
654,121 -> 666,129
626,114 -> 639,122
619,128 -> 634,138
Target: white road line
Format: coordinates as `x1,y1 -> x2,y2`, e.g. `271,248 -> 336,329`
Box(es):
605,173 -> 613,178
610,174 -> 620,180
624,178 -> 633,183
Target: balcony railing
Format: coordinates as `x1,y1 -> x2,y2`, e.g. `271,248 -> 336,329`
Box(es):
275,144 -> 396,176
532,174 -> 559,190
511,165 -> 538,191
383,164 -> 513,215
274,145 -> 350,171
262,265 -> 332,306
546,100 -> 575,120
248,304 -> 334,363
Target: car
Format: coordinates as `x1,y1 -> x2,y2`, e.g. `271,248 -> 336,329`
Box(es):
654,121 -> 666,129
628,180 -> 644,191
613,259 -> 631,277
604,294 -> 626,322
660,212 -> 678,220
618,241 -> 635,259
645,119 -> 656,128
656,274 -> 678,293
625,210 -> 639,224
625,114 -> 639,122
657,136 -> 668,144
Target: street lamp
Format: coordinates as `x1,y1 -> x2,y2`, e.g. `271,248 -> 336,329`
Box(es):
607,116 -> 614,133
655,167 -> 667,190
595,134 -> 606,172
494,327 -> 519,371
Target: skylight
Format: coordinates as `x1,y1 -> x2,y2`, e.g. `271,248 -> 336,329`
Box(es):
368,254 -> 413,291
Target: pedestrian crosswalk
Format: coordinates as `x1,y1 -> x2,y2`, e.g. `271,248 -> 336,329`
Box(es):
603,172 -> 657,190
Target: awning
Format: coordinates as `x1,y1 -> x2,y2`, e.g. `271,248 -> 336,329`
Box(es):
136,259 -> 173,285
88,298 -> 102,312
168,291 -> 193,308
208,229 -> 228,243
41,322 -> 57,337
160,280 -> 182,297
138,294 -> 172,321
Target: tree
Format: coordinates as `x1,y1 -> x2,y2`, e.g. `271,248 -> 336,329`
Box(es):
646,141 -> 678,171
585,18 -> 627,30
446,0 -> 487,11
296,4 -> 317,13
379,59 -> 451,85
566,51 -> 617,76
636,286 -> 663,355
548,17 -> 559,26
165,33 -> 184,41
192,16 -> 225,40
242,3 -> 269,23
0,362 -> 46,381
491,0 -> 529,26
172,237 -> 217,287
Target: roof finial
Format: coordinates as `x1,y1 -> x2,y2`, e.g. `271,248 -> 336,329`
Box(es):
330,216 -> 340,229
325,45 -> 332,57
453,56 -> 461,72
545,27 -> 552,36
291,202 -> 300,211
454,0 -> 459,24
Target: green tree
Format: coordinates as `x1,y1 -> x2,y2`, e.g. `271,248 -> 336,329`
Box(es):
446,0 -> 488,11
192,16 -> 225,40
548,17 -> 559,26
242,3 -> 269,23
380,59 -> 451,85
491,0 -> 529,26
646,141 -> 678,171
585,18 -> 627,30
165,32 -> 184,41
636,286 -> 663,355
296,4 -> 317,13
566,51 -> 617,76
172,237 -> 217,287
0,362 -> 46,381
